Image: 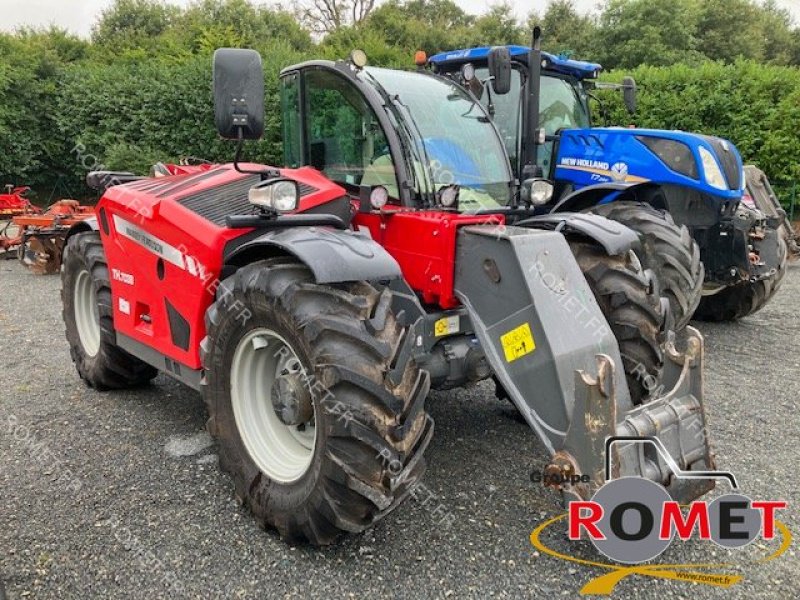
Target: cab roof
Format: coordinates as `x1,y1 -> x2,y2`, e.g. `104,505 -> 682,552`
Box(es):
428,46 -> 602,80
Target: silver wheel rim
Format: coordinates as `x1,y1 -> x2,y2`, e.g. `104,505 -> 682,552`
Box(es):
74,269 -> 101,357
230,328 -> 316,483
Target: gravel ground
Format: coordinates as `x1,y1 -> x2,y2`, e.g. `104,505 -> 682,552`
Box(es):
0,259 -> 798,599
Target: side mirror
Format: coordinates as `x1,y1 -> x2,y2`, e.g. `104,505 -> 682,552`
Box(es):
487,47 -> 512,95
622,76 -> 637,115
213,48 -> 265,140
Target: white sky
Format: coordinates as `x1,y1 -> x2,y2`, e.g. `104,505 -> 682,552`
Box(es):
0,0 -> 797,37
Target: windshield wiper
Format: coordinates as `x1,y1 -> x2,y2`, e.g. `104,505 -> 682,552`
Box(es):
362,71 -> 434,207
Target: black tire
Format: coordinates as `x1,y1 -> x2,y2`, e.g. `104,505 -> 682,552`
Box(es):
590,202 -> 703,330
694,236 -> 788,321
201,258 -> 433,545
61,232 -> 157,389
568,241 -> 665,405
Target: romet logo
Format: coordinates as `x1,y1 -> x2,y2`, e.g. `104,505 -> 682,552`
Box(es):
529,436 -> 791,595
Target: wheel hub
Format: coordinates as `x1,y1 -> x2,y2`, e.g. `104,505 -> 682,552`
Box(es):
230,328 -> 316,484
271,372 -> 313,426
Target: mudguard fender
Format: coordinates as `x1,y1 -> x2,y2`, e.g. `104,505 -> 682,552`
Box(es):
224,227 -> 402,283
64,217 -> 99,244
515,212 -> 639,257
550,181 -> 663,213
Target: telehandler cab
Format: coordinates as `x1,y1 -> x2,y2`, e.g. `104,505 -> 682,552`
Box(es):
61,48 -> 715,545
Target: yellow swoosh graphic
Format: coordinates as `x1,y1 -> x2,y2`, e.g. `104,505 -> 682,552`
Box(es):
529,513 -> 792,596
557,164 -> 649,183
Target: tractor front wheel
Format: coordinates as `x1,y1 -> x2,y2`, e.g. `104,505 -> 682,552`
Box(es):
590,201 -> 703,330
201,258 -> 433,545
568,241 -> 665,405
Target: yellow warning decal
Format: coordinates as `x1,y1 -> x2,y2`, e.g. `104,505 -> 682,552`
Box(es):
434,315 -> 460,337
500,323 -> 536,363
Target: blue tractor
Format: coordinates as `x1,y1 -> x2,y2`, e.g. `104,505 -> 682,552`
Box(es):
427,28 -> 788,324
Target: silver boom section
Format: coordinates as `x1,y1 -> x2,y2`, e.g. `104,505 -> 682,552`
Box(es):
454,225 -> 715,503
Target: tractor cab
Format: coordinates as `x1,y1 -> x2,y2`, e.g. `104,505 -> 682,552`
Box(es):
428,45 -> 600,178
279,55 -> 515,213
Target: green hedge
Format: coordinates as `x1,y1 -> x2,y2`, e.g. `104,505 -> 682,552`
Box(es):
600,60 -> 800,202
50,43 -> 305,197
0,47 -> 797,207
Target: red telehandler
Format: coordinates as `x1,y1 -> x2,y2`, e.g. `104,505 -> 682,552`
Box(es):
61,49 -> 716,545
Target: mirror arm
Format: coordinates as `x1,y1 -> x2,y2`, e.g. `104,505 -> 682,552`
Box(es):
587,92 -> 609,126
233,128 -> 279,178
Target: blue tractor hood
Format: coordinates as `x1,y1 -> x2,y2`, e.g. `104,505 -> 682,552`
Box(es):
554,127 -> 745,200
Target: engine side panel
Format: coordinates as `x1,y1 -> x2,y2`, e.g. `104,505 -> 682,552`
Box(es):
97,164 -> 345,370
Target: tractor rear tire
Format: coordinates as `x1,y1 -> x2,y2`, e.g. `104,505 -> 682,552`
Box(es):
201,258 -> 433,545
590,201 -> 703,330
694,236 -> 788,321
62,232 -> 157,390
568,241 -> 665,405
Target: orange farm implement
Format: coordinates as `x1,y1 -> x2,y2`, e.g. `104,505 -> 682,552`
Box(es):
1,193 -> 93,274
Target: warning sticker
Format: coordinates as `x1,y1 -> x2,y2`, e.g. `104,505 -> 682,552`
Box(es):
500,323 -> 536,363
434,315 -> 460,337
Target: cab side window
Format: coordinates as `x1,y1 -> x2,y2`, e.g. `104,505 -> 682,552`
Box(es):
303,70 -> 397,194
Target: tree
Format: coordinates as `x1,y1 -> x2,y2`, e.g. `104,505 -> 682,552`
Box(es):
295,0 -> 378,35
530,0 -> 599,59
758,0 -> 796,65
473,3 -> 524,46
91,0 -> 178,47
696,0 -> 763,63
597,0 -> 702,69
356,0 -> 475,55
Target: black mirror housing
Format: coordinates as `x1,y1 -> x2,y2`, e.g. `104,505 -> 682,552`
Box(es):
488,46 -> 512,95
213,48 -> 265,140
622,76 -> 637,115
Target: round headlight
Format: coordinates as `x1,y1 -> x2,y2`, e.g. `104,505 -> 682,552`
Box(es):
439,185 -> 459,208
461,63 -> 475,83
350,49 -> 368,69
249,179 -> 299,213
272,181 -> 299,212
529,179 -> 554,206
370,186 -> 389,210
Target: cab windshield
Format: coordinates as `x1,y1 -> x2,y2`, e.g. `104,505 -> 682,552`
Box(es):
476,69 -> 591,175
363,66 -> 512,210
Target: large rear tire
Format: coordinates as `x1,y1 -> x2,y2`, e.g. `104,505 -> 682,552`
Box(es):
61,232 -> 157,389
201,258 -> 433,545
590,201 -> 703,330
568,241 -> 665,405
694,236 -> 788,321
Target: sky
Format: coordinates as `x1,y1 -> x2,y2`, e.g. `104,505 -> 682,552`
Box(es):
0,0 -> 798,37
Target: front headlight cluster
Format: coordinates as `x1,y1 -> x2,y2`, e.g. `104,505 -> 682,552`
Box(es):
249,179 -> 299,212
698,146 -> 728,191
638,135 -> 729,191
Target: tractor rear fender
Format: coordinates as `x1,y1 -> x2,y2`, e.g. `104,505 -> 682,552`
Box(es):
550,181 -> 664,213
514,212 -> 639,257
454,225 -> 714,504
223,227 -> 403,284
64,217 -> 99,245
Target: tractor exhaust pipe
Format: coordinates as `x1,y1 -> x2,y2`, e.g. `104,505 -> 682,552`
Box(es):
522,26 -> 543,180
